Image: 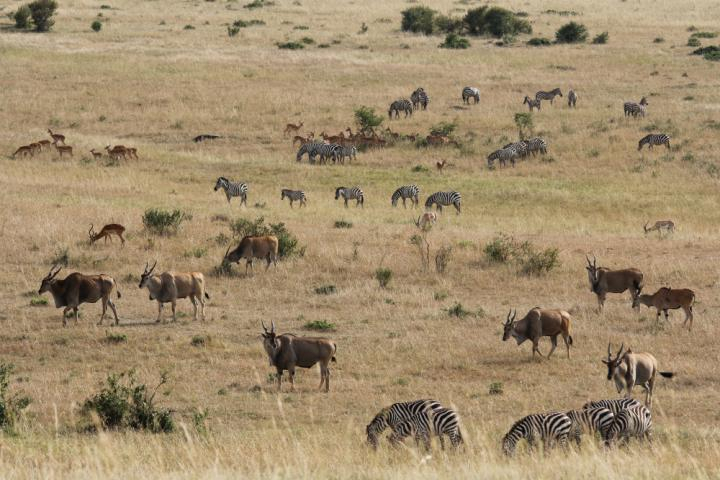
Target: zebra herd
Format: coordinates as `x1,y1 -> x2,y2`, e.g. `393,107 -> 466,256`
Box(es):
296,142 -> 357,164
487,138 -> 548,168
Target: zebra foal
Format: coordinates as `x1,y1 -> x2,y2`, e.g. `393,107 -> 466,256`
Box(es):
213,177 -> 248,206
604,404 -> 652,446
462,87 -> 480,104
280,189 -> 306,208
366,399 -> 442,449
502,412 -> 572,456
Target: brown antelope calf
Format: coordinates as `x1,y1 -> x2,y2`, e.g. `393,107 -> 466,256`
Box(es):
90,149 -> 103,159
55,144 -> 73,158
633,287 -> 695,330
48,128 -> 66,145
284,121 -> 303,136
89,224 -> 126,247
502,308 -> 573,358
320,131 -> 343,144
12,145 -> 34,158
643,220 -> 674,236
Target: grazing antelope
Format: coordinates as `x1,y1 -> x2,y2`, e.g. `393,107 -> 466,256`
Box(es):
192,134 -> 222,142
48,128 -> 66,145
55,144 -> 73,158
90,149 -> 103,159
585,255 -> 644,311
414,212 -> 437,230
426,134 -> 449,146
12,145 -> 34,158
89,224 -> 126,247
643,220 -> 674,236
138,261 -> 209,322
38,265 -> 121,327
602,343 -> 674,408
633,287 -> 695,330
37,139 -> 52,151
105,145 -> 128,160
29,143 -> 42,155
125,147 -> 139,160
284,121 -> 304,137
224,235 -> 279,275
261,320 -> 337,392
502,308 -> 573,358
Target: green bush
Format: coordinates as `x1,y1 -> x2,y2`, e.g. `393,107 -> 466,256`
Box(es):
354,106 -> 383,133
411,164 -> 429,173
446,302 -> 472,318
690,31 -> 717,38
191,335 -> 211,347
314,285 -> 336,295
244,0 -> 274,8
464,6 -> 531,38
439,33 -> 470,49
304,320 -> 335,331
14,5 -> 31,29
484,234 -> 522,263
300,36 -> 314,44
691,45 -> 720,56
375,268 -> 392,288
687,37 -> 701,47
228,25 -> 241,37
489,382 -> 504,395
484,234 -> 560,275
277,41 -> 304,49
142,209 -> 187,235
520,247 -> 560,276
527,37 -> 551,46
91,20 -> 102,32
434,14 -> 463,34
104,332 -> 127,344
28,0 -> 57,32
0,364 -> 32,432
705,50 -> 720,61
430,121 -> 457,136
653,37 -> 665,43
229,216 -> 303,258
334,220 -> 353,229
401,6 -> 437,35
555,22 -> 587,43
592,31 -> 608,44
30,296 -> 48,306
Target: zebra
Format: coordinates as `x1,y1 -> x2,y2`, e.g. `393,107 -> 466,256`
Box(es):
462,87 -> 480,104
280,189 -> 306,208
638,133 -> 670,151
523,96 -> 541,112
502,412 -> 572,456
338,145 -> 357,164
487,148 -> 518,168
566,407 -> 614,445
582,398 -> 642,417
366,399 -> 443,448
525,137 -> 548,156
624,97 -> 648,117
425,191 -> 461,214
335,186 -> 364,208
296,143 -> 320,163
410,88 -> 429,110
213,177 -> 248,206
311,143 -> 341,164
535,88 -> 563,105
391,185 -> 420,208
604,404 -> 652,446
386,407 -> 464,451
568,89 -> 577,108
388,99 -> 413,119
504,141 -> 530,160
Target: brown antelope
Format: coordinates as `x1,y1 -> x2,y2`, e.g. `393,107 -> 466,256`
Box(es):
292,132 -> 314,146
320,131 -> 343,144
602,343 -> 674,408
414,212 -> 437,230
105,145 -> 128,161
48,128 -> 66,145
125,147 -> 139,160
55,144 -> 73,158
502,308 -> 573,358
89,224 -> 126,247
90,149 -> 103,159
643,220 -> 674,236
261,320 -> 337,392
29,143 -> 42,155
38,265 -> 121,326
224,236 -> 279,275
138,261 -> 210,322
585,256 -> 644,311
37,139 -> 52,151
284,121 -> 304,136
633,287 -> 695,330
12,145 -> 34,158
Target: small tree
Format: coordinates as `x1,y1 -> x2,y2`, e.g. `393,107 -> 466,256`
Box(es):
28,0 -> 58,32
555,22 -> 587,43
514,112 -> 533,140
14,5 -> 31,29
354,106 -> 383,134
401,6 -> 437,35
592,31 -> 609,44
439,33 -> 470,49
91,20 -> 102,32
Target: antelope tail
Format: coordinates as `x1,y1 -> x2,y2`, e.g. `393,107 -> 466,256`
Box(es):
116,288 -> 122,299
568,335 -> 574,346
205,291 -> 211,300
659,371 -> 674,378
331,343 -> 337,362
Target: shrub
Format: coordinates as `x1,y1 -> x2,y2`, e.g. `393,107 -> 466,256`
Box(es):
555,22 -> 587,43
411,164 -> 429,173
401,6 -> 437,35
229,216 -> 303,258
300,36 -> 314,44
14,5 -> 31,29
704,50 -> 720,61
314,285 -> 336,295
28,0 -> 57,32
484,234 -> 520,263
520,247 -> 560,276
244,0 -> 274,8
430,121 -> 457,136
142,209 -> 187,235
184,24 -> 195,30
334,220 -> 353,229
293,25 -> 309,30
191,335 -> 210,347
690,31 -> 717,39
464,6 -> 531,38
527,37 -> 551,46
687,37 -> 701,47
446,302 -> 472,318
592,31 -> 608,44
354,106 -> 383,133
375,268 -> 392,288
484,234 -> 559,275
653,37 -> 665,43
51,246 -> 70,266
434,14 -> 463,34
104,332 -> 127,344
489,382 -> 504,395
30,296 -> 48,306
439,33 -> 470,49
691,45 -> 720,56
304,320 -> 335,331
514,112 -> 534,139
277,41 -> 304,49
0,364 -> 32,432
91,20 -> 102,32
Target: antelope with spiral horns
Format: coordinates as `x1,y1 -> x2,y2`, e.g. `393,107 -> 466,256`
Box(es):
502,308 -> 573,358
138,261 -> 209,323
585,255 -> 644,311
602,343 -> 674,408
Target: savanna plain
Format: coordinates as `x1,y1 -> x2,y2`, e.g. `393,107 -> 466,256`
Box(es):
1,0 -> 720,478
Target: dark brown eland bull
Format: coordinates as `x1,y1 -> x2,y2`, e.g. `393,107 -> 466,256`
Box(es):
138,261 -> 209,322
585,256 -> 644,311
261,321 -> 337,392
224,235 -> 279,275
38,265 -> 121,327
602,343 -> 674,408
502,308 -> 573,359
633,287 -> 696,331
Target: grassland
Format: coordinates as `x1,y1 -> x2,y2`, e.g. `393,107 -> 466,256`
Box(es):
1,0 -> 720,478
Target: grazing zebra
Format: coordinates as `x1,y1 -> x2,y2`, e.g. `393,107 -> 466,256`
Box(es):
280,189 -> 306,208
582,398 -> 642,417
462,87 -> 480,104
410,88 -> 429,110
504,141 -> 530,160
391,185 -> 420,208
386,407 -> 464,451
535,88 -> 563,105
524,137 -> 548,156
638,133 -> 670,151
624,97 -> 648,117
487,148 -> 518,168
425,191 -> 461,214
296,143 -> 320,163
604,404 -> 652,446
523,96 -> 542,112
315,143 -> 341,164
566,407 -> 614,445
338,145 -> 357,163
502,412 -> 572,456
568,89 -> 577,108
366,399 -> 443,448
335,186 -> 364,208
213,177 -> 248,206
388,99 -> 413,119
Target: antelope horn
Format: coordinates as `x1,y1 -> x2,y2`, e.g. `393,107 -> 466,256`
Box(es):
89,224 -> 95,236
49,264 -> 62,279
506,310 -> 512,324
261,321 -> 269,333
149,260 -> 157,274
617,343 -> 624,358
271,320 -> 276,333
607,342 -> 612,356
586,255 -> 592,267
592,255 -> 597,268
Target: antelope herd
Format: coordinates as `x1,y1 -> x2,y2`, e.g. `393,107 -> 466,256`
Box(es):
11,129 -> 137,161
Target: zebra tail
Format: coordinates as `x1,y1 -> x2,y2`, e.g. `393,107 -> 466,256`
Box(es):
659,371 -> 674,378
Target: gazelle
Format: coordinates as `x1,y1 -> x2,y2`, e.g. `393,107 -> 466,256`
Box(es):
414,212 -> 437,230
89,224 -> 126,247
37,139 -> 52,151
12,145 -> 34,158
48,128 -> 66,145
284,121 -> 304,136
90,149 -> 103,159
55,144 -> 73,158
292,132 -> 314,146
643,220 -> 674,236
105,145 -> 128,161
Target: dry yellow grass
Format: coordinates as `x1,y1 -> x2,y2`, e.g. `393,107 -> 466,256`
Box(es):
1,0 -> 720,478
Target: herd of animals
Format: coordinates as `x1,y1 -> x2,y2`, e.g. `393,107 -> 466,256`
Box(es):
12,129 -> 138,161
17,80 -> 690,457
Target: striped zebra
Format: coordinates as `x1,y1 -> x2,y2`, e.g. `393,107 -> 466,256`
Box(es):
315,143 -> 341,164
487,148 -> 517,168
338,145 -> 357,164
386,407 -> 464,451
335,186 -> 364,208
638,133 -> 670,151
535,88 -> 563,105
366,399 -> 443,448
410,87 -> 429,110
624,97 -> 648,117
425,191 -> 461,214
523,96 -> 541,112
525,137 -> 548,156
604,404 -> 652,446
213,177 -> 248,206
566,407 -> 614,445
502,412 -> 572,456
462,86 -> 480,104
504,141 -> 530,160
280,189 -> 306,208
296,142 -> 320,163
582,398 -> 642,417
568,89 -> 577,108
391,185 -> 420,208
388,99 -> 413,119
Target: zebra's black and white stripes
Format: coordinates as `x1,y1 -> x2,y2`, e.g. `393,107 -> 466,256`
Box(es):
638,133 -> 670,151
391,185 -> 420,208
624,97 -> 648,117
411,88 -> 429,110
582,398 -> 642,417
339,145 -> 357,163
523,96 -> 541,111
296,143 -> 320,163
535,88 -> 563,104
425,191 -> 461,214
604,404 -> 652,446
568,89 -> 577,108
335,186 -> 364,208
280,189 -> 306,208
566,407 -> 614,445
389,99 -> 413,119
387,407 -> 463,450
366,399 -> 442,448
525,137 -> 548,155
502,412 -> 572,456
462,87 -> 480,104
213,177 -> 248,206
